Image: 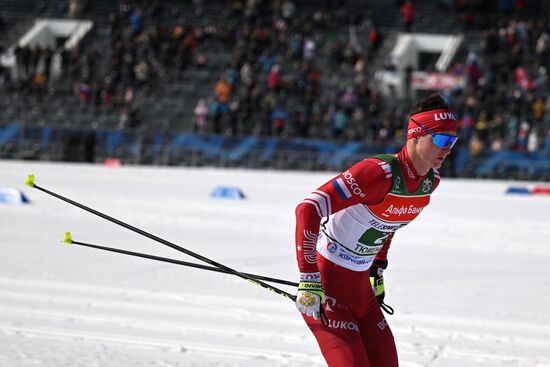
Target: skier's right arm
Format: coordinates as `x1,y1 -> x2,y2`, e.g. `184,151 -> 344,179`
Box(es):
294,158 -> 391,273
294,159 -> 391,319
296,159 -> 391,319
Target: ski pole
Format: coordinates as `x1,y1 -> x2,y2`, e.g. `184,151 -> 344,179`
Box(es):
24,174 -> 297,302
62,232 -> 298,287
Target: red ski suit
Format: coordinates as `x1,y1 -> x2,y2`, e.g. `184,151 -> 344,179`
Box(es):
295,147 -> 440,366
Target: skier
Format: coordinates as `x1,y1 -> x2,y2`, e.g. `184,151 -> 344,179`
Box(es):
294,94 -> 458,366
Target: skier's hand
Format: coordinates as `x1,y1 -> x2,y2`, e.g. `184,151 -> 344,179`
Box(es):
295,272 -> 325,320
370,259 -> 387,304
370,259 -> 394,314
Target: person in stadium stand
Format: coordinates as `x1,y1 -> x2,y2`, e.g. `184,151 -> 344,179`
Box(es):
294,94 -> 458,366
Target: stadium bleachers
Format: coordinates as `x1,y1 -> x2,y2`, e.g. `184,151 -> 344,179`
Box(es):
0,0 -> 549,180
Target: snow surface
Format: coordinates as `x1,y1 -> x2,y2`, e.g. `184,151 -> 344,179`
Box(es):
1,160 -> 549,367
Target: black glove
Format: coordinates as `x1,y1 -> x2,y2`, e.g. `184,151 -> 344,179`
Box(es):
370,259 -> 394,315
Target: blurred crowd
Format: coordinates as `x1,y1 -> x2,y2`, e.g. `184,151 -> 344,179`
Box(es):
194,0 -> 550,154
6,0 -> 234,130
2,0 -> 550,154
450,16 -> 550,155
196,0 -> 386,143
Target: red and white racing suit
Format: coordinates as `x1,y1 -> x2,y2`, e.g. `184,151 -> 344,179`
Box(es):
295,147 -> 440,366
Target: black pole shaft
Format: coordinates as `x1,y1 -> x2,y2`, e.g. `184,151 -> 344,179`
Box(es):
33,184 -> 297,302
72,240 -> 298,287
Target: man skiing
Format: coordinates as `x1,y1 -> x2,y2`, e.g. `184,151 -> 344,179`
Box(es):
294,94 -> 458,366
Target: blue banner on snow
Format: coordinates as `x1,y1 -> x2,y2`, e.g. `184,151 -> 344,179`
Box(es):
0,188 -> 30,204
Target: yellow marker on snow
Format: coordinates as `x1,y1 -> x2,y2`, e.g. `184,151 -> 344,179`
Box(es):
62,232 -> 73,245
24,174 -> 35,188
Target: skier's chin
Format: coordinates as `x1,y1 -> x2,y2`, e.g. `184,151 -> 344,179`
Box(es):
433,157 -> 445,168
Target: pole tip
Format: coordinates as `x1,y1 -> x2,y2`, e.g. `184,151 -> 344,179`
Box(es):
24,174 -> 35,188
62,232 -> 73,245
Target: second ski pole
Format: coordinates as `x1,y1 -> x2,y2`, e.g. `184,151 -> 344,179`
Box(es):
25,174 -> 297,302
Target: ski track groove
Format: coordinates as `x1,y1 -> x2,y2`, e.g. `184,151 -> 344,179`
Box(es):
0,324 -> 324,364
2,278 -> 550,366
0,277 -> 325,366
0,305 -> 305,344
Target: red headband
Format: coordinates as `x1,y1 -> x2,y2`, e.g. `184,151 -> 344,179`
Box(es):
407,109 -> 458,139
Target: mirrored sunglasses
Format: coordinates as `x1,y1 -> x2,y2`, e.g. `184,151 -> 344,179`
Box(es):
432,134 -> 459,149
410,117 -> 459,149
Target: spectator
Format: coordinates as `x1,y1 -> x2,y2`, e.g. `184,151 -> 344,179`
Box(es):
469,134 -> 484,157
209,100 -> 227,134
528,127 -> 539,152
193,99 -> 209,133
354,55 -> 367,77
272,104 -> 289,136
516,122 -> 530,151
267,64 -> 282,92
465,52 -> 482,88
475,111 -> 489,143
193,0 -> 204,15
293,110 -> 309,137
78,80 -> 92,105
533,96 -> 545,121
281,1 -> 296,19
134,61 -> 149,87
368,26 -> 383,56
68,0 -> 83,18
240,62 -> 253,86
331,108 -> 349,139
228,100 -> 240,135
102,78 -> 114,109
400,0 -> 416,32
340,86 -> 358,111
490,134 -> 504,151
259,52 -> 277,75
196,54 -> 208,68
515,66 -> 534,90
303,39 -> 316,61
130,8 -> 144,36
33,72 -> 47,98
225,63 -> 238,86
214,77 -> 232,104
544,96 -> 550,130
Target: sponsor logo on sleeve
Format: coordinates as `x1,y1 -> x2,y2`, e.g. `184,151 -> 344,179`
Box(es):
332,171 -> 366,201
332,178 -> 352,200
